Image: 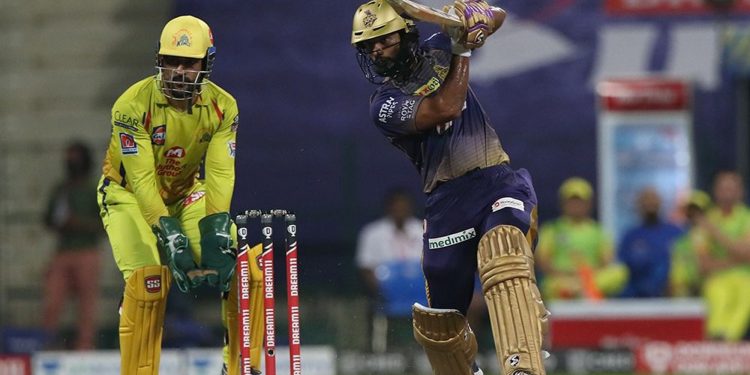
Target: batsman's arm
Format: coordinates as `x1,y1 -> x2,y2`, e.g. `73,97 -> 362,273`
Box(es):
414,55 -> 469,132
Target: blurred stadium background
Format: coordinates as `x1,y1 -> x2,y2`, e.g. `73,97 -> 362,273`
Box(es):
2,0 -> 750,374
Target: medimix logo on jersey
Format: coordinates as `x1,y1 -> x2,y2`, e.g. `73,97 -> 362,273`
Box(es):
164,146 -> 186,158
378,97 -> 396,123
428,228 -> 477,249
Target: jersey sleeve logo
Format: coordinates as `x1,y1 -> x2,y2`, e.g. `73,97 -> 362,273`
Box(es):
151,125 -> 166,145
227,141 -> 236,158
378,97 -> 397,123
400,99 -> 416,121
119,133 -> 138,155
114,111 -> 140,130
492,197 -> 525,212
413,77 -> 442,96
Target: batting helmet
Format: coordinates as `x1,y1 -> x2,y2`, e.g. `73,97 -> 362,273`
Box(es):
351,0 -> 415,45
352,0 -> 420,83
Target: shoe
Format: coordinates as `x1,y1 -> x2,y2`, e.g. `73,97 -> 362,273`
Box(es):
472,361 -> 484,375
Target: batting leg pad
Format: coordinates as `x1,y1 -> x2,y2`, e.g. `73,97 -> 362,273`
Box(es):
412,303 -> 478,375
478,225 -> 548,375
119,265 -> 170,375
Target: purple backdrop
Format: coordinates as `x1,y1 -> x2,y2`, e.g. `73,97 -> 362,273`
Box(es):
174,0 -> 743,254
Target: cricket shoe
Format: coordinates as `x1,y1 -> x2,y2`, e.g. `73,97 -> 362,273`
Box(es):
472,361 -> 484,375
498,351 -> 551,375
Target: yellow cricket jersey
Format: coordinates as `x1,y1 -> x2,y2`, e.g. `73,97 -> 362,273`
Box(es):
101,76 -> 238,226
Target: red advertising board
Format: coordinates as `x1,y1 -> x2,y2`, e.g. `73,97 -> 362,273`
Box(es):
0,355 -> 30,375
598,79 -> 690,111
549,299 -> 705,349
636,341 -> 750,374
606,0 -> 750,15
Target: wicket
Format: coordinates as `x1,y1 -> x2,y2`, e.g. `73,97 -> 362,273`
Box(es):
236,209 -> 301,375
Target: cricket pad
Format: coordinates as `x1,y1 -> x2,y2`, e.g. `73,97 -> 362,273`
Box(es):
478,225 -> 548,375
412,303 -> 478,375
119,265 -> 170,375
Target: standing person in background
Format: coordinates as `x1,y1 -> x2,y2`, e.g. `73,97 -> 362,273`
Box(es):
96,15 -> 263,375
536,177 -> 626,300
356,188 -> 424,351
670,190 -> 712,297
352,1 -> 549,373
692,171 -> 750,341
42,141 -> 104,350
617,187 -> 684,298
356,188 -> 424,300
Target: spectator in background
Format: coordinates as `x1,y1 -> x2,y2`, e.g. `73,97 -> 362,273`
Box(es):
355,188 -> 424,351
670,190 -> 712,298
42,141 -> 104,350
617,187 -> 684,298
356,188 -> 423,301
693,171 -> 750,341
536,177 -> 627,300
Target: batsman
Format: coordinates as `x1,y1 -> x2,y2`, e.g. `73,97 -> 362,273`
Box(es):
352,1 -> 549,374
96,15 -> 265,374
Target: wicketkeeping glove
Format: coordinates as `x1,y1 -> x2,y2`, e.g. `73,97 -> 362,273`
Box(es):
199,212 -> 237,292
153,216 -> 210,292
447,0 -> 495,51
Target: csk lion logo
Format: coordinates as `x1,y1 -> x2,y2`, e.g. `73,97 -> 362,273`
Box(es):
173,29 -> 193,47
176,34 -> 191,47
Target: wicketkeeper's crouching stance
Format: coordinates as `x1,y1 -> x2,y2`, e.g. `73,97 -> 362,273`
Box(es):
97,15 -> 265,375
351,1 -> 549,374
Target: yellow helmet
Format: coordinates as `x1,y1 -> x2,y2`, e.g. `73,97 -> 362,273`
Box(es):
155,16 -> 216,101
352,0 -> 415,45
159,15 -> 214,59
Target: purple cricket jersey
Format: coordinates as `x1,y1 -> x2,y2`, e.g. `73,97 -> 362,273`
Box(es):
368,33 -> 509,193
366,33 -> 539,314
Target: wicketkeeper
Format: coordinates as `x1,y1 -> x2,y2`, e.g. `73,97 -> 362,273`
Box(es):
352,1 -> 549,374
96,15 -> 264,375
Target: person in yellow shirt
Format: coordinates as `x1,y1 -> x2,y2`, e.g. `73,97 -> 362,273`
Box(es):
536,177 -> 626,300
670,190 -> 712,298
691,171 -> 750,341
97,15 -> 262,375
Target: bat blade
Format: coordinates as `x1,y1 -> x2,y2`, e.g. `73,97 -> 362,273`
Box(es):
385,0 -> 464,27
